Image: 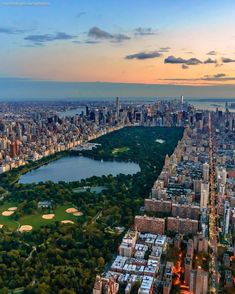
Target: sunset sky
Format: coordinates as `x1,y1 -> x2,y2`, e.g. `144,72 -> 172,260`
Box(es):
1,0 -> 235,99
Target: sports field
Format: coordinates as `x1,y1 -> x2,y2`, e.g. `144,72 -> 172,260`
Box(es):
0,202 -> 19,230
0,203 -> 83,231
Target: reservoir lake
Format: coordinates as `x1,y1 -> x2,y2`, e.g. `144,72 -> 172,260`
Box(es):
19,156 -> 140,184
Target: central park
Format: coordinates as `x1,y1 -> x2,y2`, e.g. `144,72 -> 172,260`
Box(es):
0,126 -> 183,293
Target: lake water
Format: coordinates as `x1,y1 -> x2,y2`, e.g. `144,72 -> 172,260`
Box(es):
19,156 -> 140,184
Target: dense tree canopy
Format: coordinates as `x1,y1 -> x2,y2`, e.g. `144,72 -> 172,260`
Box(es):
0,127 -> 183,293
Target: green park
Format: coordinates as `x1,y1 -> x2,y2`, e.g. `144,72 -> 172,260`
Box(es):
0,202 -> 81,231
0,126 -> 183,293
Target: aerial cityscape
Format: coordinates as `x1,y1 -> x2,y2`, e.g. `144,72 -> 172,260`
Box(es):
1,1 -> 235,294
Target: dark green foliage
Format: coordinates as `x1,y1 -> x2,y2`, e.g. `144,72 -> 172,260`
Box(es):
0,127 -> 183,292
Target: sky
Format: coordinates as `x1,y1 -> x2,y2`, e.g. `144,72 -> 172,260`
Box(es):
1,0 -> 235,99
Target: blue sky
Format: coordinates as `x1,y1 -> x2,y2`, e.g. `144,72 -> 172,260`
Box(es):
0,0 -> 235,99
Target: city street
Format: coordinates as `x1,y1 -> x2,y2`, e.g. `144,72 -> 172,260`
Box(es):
208,112 -> 220,293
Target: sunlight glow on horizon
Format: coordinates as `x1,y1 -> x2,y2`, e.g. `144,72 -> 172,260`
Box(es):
1,0 -> 235,97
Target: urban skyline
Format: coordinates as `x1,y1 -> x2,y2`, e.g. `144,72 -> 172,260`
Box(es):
1,1 -> 235,293
1,97 -> 235,293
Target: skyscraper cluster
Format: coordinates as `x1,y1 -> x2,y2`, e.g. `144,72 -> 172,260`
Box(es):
93,103 -> 235,293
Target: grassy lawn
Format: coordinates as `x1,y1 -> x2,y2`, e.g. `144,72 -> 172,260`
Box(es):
0,201 -> 20,230
0,203 -> 82,231
112,146 -> 129,155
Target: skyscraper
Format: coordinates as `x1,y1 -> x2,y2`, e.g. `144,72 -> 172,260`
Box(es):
181,95 -> 184,104
10,140 -> 19,158
185,257 -> 192,285
116,97 -> 120,120
202,163 -> 209,182
223,201 -> 230,235
200,182 -> 209,210
217,167 -> 227,185
189,268 -> 208,294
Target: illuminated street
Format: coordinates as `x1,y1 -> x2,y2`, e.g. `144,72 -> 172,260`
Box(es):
208,112 -> 220,293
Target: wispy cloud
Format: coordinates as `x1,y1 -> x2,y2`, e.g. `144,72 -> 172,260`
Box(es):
206,50 -> 217,55
204,58 -> 216,64
203,73 -> 227,80
23,43 -> 44,48
134,27 -> 157,36
112,34 -> 131,43
204,56 -> 235,65
0,27 -> 26,34
158,47 -> 171,52
165,55 -> 235,67
164,55 -> 202,65
125,51 -> 162,60
160,73 -> 235,82
88,26 -> 130,43
24,32 -> 76,45
84,40 -> 100,44
221,57 -> 235,63
76,11 -> 86,18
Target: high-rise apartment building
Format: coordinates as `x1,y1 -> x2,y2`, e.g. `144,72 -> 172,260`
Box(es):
202,162 -> 209,182
189,268 -> 208,294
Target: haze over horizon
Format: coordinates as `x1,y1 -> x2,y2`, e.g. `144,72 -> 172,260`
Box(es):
1,78 -> 235,101
1,0 -> 235,99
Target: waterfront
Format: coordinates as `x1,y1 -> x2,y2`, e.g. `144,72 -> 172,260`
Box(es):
19,155 -> 140,184
59,106 -> 86,117
58,99 -> 235,115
